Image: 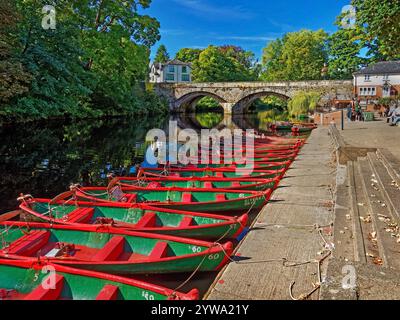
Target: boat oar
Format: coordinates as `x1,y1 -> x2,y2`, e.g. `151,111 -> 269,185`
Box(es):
0,210 -> 23,222
49,190 -> 75,205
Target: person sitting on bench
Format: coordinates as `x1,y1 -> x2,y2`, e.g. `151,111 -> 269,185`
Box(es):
387,105 -> 396,124
390,106 -> 400,126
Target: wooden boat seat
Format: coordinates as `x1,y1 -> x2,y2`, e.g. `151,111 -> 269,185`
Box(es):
181,192 -> 193,203
65,208 -> 94,223
169,173 -> 180,177
124,194 -> 137,203
92,236 -> 125,261
6,230 -> 50,256
215,172 -> 224,178
135,212 -> 157,228
149,241 -> 169,259
96,284 -> 119,300
24,274 -> 64,300
179,216 -> 194,228
216,194 -> 226,201
231,182 -> 241,188
203,182 -> 213,189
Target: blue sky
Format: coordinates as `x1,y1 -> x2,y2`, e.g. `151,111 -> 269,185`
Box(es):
143,0 -> 351,61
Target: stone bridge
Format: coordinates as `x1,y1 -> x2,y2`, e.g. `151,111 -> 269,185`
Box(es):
154,80 -> 353,114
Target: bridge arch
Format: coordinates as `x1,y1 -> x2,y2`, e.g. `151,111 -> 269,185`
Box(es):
232,91 -> 290,114
174,91 -> 227,113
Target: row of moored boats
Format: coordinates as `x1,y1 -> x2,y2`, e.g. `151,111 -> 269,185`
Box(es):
0,130 -> 313,300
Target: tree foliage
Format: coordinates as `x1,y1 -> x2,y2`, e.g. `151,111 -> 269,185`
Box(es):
287,91 -> 321,117
191,45 -> 258,82
0,0 -> 165,124
327,20 -> 367,79
261,30 -> 328,81
175,48 -> 202,64
154,44 -> 170,63
351,0 -> 400,59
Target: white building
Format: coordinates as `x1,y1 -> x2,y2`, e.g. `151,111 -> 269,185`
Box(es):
149,59 -> 192,83
353,61 -> 400,104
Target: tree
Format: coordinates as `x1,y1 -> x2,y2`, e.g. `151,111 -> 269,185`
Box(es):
261,30 -> 329,81
351,0 -> 400,59
192,45 -> 256,82
154,44 -> 170,63
327,25 -> 367,79
0,0 -> 32,108
1,0 -> 165,123
175,48 -> 202,64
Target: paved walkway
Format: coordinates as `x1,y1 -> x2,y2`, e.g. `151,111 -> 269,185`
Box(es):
206,127 -> 336,300
340,120 -> 400,160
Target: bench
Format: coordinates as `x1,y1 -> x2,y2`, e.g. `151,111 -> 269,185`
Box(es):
96,284 -> 119,300
230,182 -> 241,188
181,193 -> 193,203
24,274 -> 64,300
92,236 -> 125,261
149,242 -> 169,259
6,230 -> 50,256
135,212 -> 157,228
203,182 -> 213,189
65,208 -> 94,223
179,216 -> 194,228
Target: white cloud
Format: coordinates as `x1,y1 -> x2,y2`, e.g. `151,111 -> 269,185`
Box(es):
173,0 -> 253,20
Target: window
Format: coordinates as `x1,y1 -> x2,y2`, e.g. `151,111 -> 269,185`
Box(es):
359,87 -> 376,96
165,73 -> 175,81
182,66 -> 188,74
168,65 -> 175,73
383,74 -> 389,80
364,75 -> 371,81
181,74 -> 190,82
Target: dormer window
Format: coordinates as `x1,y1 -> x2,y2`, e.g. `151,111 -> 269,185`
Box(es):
383,74 -> 389,80
364,75 -> 371,81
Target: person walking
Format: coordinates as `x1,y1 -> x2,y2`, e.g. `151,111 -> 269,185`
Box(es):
346,104 -> 352,122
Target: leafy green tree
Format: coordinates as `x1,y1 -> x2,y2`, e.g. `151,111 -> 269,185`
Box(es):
261,30 -> 329,81
175,48 -> 202,64
154,44 -> 170,63
71,0 -> 161,109
351,0 -> 400,59
327,24 -> 367,79
192,45 -> 256,82
0,0 -> 32,108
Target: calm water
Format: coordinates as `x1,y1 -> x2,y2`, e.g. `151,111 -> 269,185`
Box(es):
0,111 -> 292,298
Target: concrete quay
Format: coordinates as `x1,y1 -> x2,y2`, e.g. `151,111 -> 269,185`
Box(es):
206,127 -> 336,300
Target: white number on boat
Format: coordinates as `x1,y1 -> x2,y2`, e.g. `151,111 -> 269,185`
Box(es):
142,291 -> 155,300
191,246 -> 202,253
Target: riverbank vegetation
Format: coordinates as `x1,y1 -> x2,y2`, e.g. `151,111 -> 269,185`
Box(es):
0,0 -> 167,125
